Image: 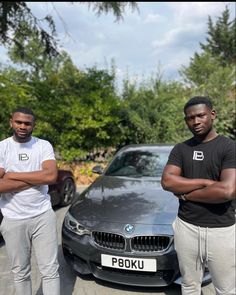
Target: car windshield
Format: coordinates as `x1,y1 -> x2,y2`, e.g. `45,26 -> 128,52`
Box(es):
105,149 -> 170,178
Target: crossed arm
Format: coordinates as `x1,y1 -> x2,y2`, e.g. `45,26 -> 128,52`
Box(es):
0,168 -> 31,193
0,160 -> 58,193
161,165 -> 236,204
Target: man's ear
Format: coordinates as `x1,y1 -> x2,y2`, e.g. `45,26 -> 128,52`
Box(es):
211,109 -> 216,119
9,118 -> 13,128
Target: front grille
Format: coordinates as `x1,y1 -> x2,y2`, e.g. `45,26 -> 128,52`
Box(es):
92,231 -> 125,250
92,231 -> 171,252
131,235 -> 171,252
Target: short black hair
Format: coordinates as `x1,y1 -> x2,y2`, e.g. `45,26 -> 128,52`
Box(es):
12,107 -> 36,120
184,96 -> 213,114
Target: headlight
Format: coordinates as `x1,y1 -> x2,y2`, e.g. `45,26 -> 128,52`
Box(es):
64,212 -> 91,236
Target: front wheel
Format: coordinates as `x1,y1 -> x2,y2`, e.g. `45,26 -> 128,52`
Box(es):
60,178 -> 76,206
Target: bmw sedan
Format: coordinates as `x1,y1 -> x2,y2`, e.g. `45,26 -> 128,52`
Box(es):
62,144 -> 211,287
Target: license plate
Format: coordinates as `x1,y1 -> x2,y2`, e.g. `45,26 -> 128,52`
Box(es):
101,254 -> 156,272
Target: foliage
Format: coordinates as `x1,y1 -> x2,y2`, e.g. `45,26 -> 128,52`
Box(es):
83,2 -> 139,21
58,161 -> 107,185
0,2 -> 58,57
0,67 -> 36,140
200,6 -> 236,66
180,51 -> 220,87
0,2 -> 138,58
120,77 -> 192,146
183,64 -> 235,139
0,5 -> 235,164
1,34 -> 124,161
180,7 -> 235,139
56,66 -> 124,161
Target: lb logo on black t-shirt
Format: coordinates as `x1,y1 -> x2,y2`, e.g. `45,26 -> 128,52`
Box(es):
193,151 -> 204,161
19,153 -> 29,161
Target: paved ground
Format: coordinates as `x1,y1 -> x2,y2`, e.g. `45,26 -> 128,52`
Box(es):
0,187 -> 216,295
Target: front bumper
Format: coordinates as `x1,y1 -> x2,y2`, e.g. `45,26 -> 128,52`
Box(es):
62,225 -> 180,287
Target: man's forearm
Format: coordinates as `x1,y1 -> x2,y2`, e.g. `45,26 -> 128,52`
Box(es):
0,179 -> 31,193
161,174 -> 214,194
4,170 -> 57,185
184,182 -> 235,203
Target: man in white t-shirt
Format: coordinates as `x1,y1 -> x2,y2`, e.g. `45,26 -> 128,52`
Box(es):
0,107 -> 60,295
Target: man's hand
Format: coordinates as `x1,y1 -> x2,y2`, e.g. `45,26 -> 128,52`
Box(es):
0,178 -> 31,193
161,164 -> 216,194
162,164 -> 235,203
174,179 -> 216,200
184,169 -> 235,204
0,168 -> 5,179
3,160 -> 58,185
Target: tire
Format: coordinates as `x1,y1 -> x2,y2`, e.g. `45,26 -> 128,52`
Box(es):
60,178 -> 76,206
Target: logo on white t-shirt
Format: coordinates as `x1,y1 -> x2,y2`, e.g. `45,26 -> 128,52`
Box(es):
193,151 -> 204,161
19,153 -> 29,161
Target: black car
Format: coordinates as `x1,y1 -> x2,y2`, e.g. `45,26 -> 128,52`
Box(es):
62,144 -> 211,287
49,169 -> 76,207
0,169 -> 76,227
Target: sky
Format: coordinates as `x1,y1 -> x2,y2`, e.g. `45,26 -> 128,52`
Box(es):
0,2 -> 235,88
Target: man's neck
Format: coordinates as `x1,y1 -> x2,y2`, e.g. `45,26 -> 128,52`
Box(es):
13,135 -> 32,143
194,129 -> 218,143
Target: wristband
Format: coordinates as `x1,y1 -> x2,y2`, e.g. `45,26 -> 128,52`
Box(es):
180,194 -> 187,201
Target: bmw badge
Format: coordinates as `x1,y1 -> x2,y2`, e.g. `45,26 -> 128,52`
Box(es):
124,224 -> 134,233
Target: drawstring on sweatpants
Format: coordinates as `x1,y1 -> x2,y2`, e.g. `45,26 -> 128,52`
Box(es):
198,226 -> 209,268
205,227 -> 209,266
198,227 -> 203,266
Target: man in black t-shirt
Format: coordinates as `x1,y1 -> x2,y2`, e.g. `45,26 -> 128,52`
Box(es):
161,96 -> 235,295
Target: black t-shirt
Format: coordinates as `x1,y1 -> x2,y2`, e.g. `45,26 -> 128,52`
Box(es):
167,135 -> 236,227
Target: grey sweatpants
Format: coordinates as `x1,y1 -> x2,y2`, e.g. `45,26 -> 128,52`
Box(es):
173,216 -> 236,295
0,209 -> 60,295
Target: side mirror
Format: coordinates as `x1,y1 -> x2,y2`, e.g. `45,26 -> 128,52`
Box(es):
92,165 -> 104,174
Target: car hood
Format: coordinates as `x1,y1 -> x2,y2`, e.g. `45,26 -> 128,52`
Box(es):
70,176 -> 178,226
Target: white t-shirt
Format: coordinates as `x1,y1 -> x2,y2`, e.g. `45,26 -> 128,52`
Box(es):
0,136 -> 55,219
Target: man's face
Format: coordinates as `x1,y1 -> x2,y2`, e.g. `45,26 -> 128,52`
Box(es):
10,112 -> 35,142
184,104 -> 216,137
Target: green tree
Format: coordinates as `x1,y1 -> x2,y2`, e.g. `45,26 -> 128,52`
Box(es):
7,21 -> 57,79
180,51 -> 223,87
0,67 -> 35,140
180,7 -> 236,139
120,76 -> 191,145
0,2 -> 138,57
3,26 -> 127,161
0,63 -> 123,162
58,66 -> 123,161
200,6 -> 236,66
